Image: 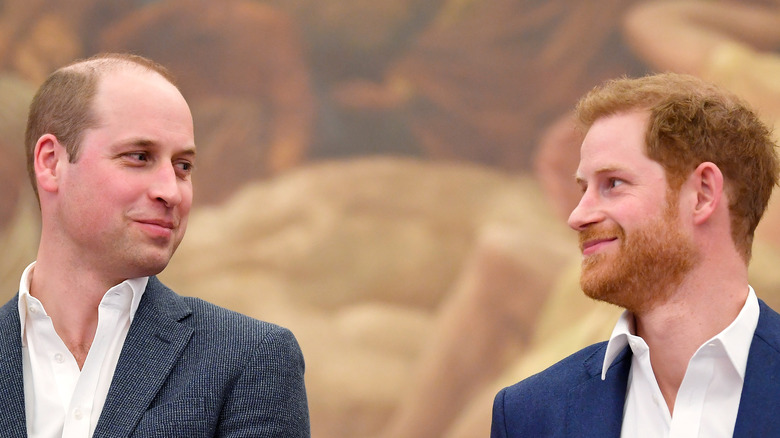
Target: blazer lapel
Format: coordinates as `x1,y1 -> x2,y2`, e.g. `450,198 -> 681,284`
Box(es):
566,345 -> 630,438
0,296 -> 27,437
733,299 -> 780,436
92,277 -> 194,437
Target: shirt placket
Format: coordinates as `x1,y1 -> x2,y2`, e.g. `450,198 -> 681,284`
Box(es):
669,350 -> 715,438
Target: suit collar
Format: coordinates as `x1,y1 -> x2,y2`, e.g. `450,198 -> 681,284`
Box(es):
566,343 -> 630,438
566,299 -> 780,437
0,295 -> 29,436
93,276 -> 194,437
571,299 -> 780,437
733,299 -> 780,436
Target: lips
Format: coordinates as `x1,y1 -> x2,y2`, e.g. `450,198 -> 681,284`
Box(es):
579,226 -> 623,256
581,237 -> 617,255
136,218 -> 175,229
133,217 -> 177,239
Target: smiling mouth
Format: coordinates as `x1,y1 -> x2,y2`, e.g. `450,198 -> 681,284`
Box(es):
581,237 -> 618,255
136,218 -> 175,229
134,219 -> 177,240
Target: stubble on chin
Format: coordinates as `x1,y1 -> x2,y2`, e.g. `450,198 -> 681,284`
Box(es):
116,227 -> 184,279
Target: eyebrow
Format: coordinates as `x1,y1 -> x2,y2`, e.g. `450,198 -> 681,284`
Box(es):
574,166 -> 622,186
118,138 -> 197,157
177,147 -> 197,159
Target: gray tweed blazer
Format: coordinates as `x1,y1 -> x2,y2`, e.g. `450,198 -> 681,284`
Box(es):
0,276 -> 310,437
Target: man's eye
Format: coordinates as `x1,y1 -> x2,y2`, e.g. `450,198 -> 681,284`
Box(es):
608,178 -> 624,188
127,152 -> 148,161
175,160 -> 195,177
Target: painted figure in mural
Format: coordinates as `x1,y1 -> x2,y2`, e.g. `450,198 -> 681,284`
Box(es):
491,72 -> 780,437
321,0 -> 646,169
0,53 -> 309,437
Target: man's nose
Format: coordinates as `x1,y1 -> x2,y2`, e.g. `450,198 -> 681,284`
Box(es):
149,163 -> 182,207
567,189 -> 602,231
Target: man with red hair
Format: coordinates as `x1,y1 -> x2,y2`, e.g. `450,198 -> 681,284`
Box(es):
492,73 -> 780,437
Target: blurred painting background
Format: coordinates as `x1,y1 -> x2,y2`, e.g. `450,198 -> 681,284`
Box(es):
4,0 -> 780,436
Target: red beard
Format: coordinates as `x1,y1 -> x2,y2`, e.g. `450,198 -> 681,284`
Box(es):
578,201 -> 699,315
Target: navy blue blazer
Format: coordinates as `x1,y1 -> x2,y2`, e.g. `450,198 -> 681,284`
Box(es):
0,276 -> 310,437
491,299 -> 780,437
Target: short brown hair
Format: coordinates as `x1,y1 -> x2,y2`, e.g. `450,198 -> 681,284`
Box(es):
25,52 -> 178,198
575,73 -> 779,261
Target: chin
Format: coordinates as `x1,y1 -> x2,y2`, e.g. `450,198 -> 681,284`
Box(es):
128,253 -> 173,278
580,269 -> 625,307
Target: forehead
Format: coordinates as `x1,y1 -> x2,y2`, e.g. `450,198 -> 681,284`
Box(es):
97,66 -> 176,99
576,110 -> 658,179
93,67 -> 184,111
89,68 -> 194,143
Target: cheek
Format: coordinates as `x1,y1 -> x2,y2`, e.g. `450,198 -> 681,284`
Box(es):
178,216 -> 190,239
180,183 -> 194,211
614,200 -> 666,227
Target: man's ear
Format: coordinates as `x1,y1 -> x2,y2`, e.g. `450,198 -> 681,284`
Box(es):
691,161 -> 723,225
34,134 -> 66,194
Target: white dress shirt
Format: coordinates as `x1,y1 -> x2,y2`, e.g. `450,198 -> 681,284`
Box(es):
600,286 -> 759,438
18,262 -> 147,438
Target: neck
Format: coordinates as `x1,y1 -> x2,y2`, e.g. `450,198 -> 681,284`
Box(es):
632,262 -> 749,413
30,250 -> 125,369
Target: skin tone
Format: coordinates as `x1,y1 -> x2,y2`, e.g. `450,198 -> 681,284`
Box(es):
568,110 -> 749,413
29,65 -> 196,368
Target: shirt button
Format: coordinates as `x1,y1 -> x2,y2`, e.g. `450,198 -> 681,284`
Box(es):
73,408 -> 83,420
28,306 -> 38,314
53,353 -> 64,363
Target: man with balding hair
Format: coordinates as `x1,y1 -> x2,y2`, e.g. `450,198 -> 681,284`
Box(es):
0,53 -> 310,437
